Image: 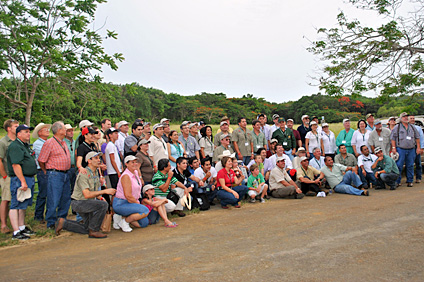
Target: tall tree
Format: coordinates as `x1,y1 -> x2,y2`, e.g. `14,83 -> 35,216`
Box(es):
0,0 -> 124,125
309,0 -> 424,99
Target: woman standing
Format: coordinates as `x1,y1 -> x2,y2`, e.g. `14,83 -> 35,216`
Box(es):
136,139 -> 153,184
199,126 -> 214,159
321,123 -> 337,160
351,119 -> 371,157
305,121 -> 324,159
387,116 -> 397,131
167,130 -> 186,168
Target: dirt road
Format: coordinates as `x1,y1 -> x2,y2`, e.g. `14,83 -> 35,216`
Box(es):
1,184 -> 424,281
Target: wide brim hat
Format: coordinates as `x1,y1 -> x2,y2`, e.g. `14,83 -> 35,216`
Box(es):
218,150 -> 236,159
32,123 -> 52,139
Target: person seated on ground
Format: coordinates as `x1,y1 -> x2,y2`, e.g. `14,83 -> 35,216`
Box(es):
55,152 -> 116,238
321,156 -> 368,196
231,157 -> 248,185
297,156 -> 325,197
141,184 -> 177,228
309,147 -> 325,171
136,139 -> 154,184
193,157 -> 218,205
266,138 -> 278,158
112,156 -> 150,233
216,156 -> 249,209
268,143 -> 296,180
173,157 -> 204,192
358,145 -> 378,189
269,157 -> 304,199
292,147 -> 307,169
247,164 -> 269,203
213,134 -> 234,165
199,125 -> 214,159
246,153 -> 265,176
371,147 -> 400,190
335,144 -> 358,168
152,158 -> 192,217
247,148 -> 272,181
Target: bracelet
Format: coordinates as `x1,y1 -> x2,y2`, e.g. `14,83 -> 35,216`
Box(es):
2,175 -> 6,179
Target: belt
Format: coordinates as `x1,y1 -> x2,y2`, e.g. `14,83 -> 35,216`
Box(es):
71,165 -> 76,168
47,169 -> 68,173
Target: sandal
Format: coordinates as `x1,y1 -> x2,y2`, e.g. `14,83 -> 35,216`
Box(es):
165,222 -> 178,228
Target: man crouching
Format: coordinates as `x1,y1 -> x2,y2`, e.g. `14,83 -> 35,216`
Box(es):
55,152 -> 116,238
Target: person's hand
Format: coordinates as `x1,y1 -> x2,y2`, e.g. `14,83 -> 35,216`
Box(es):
232,190 -> 239,199
167,170 -> 174,178
100,176 -> 106,186
20,184 -> 28,191
211,185 -> 215,191
238,153 -> 243,160
256,187 -> 261,193
292,149 -> 296,156
99,164 -> 107,170
374,172 -> 379,178
295,187 -> 302,194
378,156 -> 384,161
417,148 -> 421,155
355,152 -> 360,157
306,152 -> 310,158
362,169 -> 366,177
184,188 -> 190,196
205,171 -> 211,179
199,180 -> 204,187
392,147 -> 397,154
104,188 -> 116,195
79,167 -> 87,175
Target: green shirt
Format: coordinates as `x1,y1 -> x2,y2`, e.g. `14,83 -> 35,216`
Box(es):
334,153 -> 357,167
336,129 -> 354,154
71,167 -> 100,201
247,173 -> 265,189
232,127 -> 253,157
0,135 -> 13,175
321,163 -> 347,189
64,137 -> 76,166
272,128 -> 295,150
251,130 -> 267,152
7,138 -> 37,177
373,155 -> 399,174
152,170 -> 178,197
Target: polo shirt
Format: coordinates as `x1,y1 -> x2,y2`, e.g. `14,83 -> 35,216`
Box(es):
297,165 -> 321,181
77,141 -> 97,168
372,155 -> 399,174
64,137 -> 76,166
297,124 -> 311,146
321,164 -> 347,188
292,129 -> 301,148
178,135 -> 200,158
251,130 -> 267,151
33,138 -> 46,169
162,133 -> 170,144
232,127 -> 253,157
71,167 -> 99,201
391,123 -> 419,149
152,170 -> 178,197
368,128 -> 391,155
336,129 -> 354,154
7,138 -> 37,177
269,166 -> 292,191
0,135 -> 13,175
358,154 -> 378,173
135,151 -> 154,182
199,136 -> 214,158
212,145 -> 234,164
334,153 -> 357,167
149,135 -> 169,166
124,134 -> 139,155
272,128 -> 295,151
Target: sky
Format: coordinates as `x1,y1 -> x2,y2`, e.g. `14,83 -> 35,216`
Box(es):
94,0 -> 382,103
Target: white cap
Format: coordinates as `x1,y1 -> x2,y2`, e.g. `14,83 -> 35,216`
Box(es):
160,118 -> 170,124
287,118 -> 294,122
124,155 -> 137,163
220,121 -> 228,126
299,156 -> 308,162
117,120 -> 129,129
301,115 -> 309,120
153,123 -> 164,131
322,123 -> 329,127
64,124 -> 74,130
85,151 -> 103,162
310,121 -> 317,125
343,118 -> 350,123
79,120 -> 93,129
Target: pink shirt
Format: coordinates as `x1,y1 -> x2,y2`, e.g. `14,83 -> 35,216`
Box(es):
116,169 -> 142,203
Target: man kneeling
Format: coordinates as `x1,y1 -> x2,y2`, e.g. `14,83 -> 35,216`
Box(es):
55,152 -> 116,238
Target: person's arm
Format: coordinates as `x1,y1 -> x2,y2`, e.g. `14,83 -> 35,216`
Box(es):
200,147 -> 206,159
39,162 -> 47,174
321,138 -> 325,156
218,177 -> 239,199
416,138 -> 421,155
233,141 -> 242,160
82,187 -> 116,199
167,143 -> 177,163
109,153 -> 121,177
76,156 -> 87,174
370,145 -> 375,154
121,175 -> 138,203
175,181 -> 191,195
391,139 -> 397,153
12,164 -> 28,190
0,158 -> 6,178
305,138 -> 310,158
157,171 -> 174,193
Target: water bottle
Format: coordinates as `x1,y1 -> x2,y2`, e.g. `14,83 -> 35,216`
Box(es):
328,188 -> 333,195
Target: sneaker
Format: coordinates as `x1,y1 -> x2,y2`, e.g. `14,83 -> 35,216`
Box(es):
407,183 -> 413,187
12,231 -> 30,240
295,193 -> 305,199
21,226 -> 36,236
416,179 -> 421,183
249,198 -> 256,203
397,183 -> 402,187
113,214 -> 122,230
264,194 -> 271,200
305,191 -> 317,197
118,219 -> 132,232
260,198 -> 265,203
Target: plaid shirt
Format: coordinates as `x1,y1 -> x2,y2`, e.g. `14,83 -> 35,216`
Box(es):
37,136 -> 71,171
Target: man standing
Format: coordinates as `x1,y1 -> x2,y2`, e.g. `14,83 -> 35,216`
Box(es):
214,120 -> 232,147
189,123 -> 200,142
32,123 -> 52,223
37,121 -> 72,229
371,147 -> 400,190
336,118 -> 355,154
64,124 -> 77,193
321,156 -> 368,196
391,112 -> 420,187
257,114 -> 271,142
269,114 -> 280,137
0,119 -> 19,234
98,118 -> 111,146
408,115 -> 424,183
55,152 -> 116,238
115,120 -> 129,156
179,123 -> 200,160
287,119 -> 302,149
269,157 -> 304,199
216,116 -> 233,134
297,115 -> 310,147
213,134 -> 234,165
368,119 -> 391,155
161,118 -> 171,143
251,119 -> 267,151
272,118 -> 296,161
366,113 -> 375,131
7,124 -> 37,240
105,128 -> 122,188
358,145 -> 378,189
124,121 -> 144,157
335,144 -> 358,168
149,124 -> 169,170
233,117 -> 254,165
76,119 -> 93,148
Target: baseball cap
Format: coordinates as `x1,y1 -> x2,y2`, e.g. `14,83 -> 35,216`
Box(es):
300,156 -> 308,162
85,151 -> 103,162
142,184 -> 156,194
276,156 -> 286,162
272,114 -> 280,120
278,117 -> 286,123
199,121 -> 205,125
374,119 -> 381,125
220,121 -> 228,126
301,115 -> 309,120
124,155 -> 137,163
64,124 -> 74,130
181,121 -> 190,126
322,123 -> 329,127
117,120 -> 129,129
82,127 -> 96,135
153,123 -> 164,131
79,120 -> 93,129
220,133 -> 231,140
160,118 -> 170,124
287,118 -> 294,122
310,121 -> 317,125
343,118 -> 350,123
399,112 -> 409,118
188,122 -> 198,129
374,147 -> 382,153
106,127 -> 118,135
16,124 -> 34,134
137,139 -> 150,146
270,138 -> 278,144
366,113 -> 374,119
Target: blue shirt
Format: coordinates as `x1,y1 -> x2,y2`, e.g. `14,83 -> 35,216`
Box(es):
64,137 -> 76,166
33,138 -> 46,169
414,125 -> 424,149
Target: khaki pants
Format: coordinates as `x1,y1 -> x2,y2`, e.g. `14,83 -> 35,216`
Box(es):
0,176 -> 11,201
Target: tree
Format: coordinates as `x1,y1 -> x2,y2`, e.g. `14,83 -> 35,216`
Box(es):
0,0 -> 124,125
309,0 -> 424,99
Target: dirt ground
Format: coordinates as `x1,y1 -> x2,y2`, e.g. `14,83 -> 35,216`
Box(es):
1,183 -> 424,282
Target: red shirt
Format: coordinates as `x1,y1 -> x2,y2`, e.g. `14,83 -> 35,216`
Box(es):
37,137 -> 71,171
216,168 -> 235,188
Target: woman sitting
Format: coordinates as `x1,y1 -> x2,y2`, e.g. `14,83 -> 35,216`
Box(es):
216,156 -> 249,209
112,156 -> 150,232
141,184 -> 178,228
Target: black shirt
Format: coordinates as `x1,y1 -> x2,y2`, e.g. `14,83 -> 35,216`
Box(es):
172,168 -> 192,185
297,124 -> 311,147
77,142 -> 98,168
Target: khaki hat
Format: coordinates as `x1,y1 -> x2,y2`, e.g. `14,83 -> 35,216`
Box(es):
322,123 -> 329,127
218,150 -> 236,159
270,138 -> 278,144
64,124 -> 75,130
374,119 -> 382,125
366,113 -> 374,119
124,155 -> 137,163
220,121 -> 228,126
310,121 -> 317,126
85,151 -> 103,162
300,156 -> 308,162
220,133 -> 231,140
137,139 -> 150,146
153,123 -> 164,131
399,112 -> 409,118
296,147 -> 306,155
142,184 -> 156,194
160,118 -> 170,124
17,187 -> 32,202
276,156 -> 286,162
32,123 -> 51,139
343,118 -> 350,123
117,120 -> 129,129
188,122 -> 198,129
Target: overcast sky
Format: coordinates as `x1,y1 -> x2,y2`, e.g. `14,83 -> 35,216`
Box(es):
94,0 -> 381,103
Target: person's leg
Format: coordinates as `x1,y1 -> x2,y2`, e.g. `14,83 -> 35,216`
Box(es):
380,173 -> 400,189
342,171 -> 363,187
233,185 -> 248,203
173,187 -> 185,211
358,168 -> 368,187
405,149 -> 416,184
109,174 -> 119,189
45,171 -> 62,228
86,200 -> 108,232
334,183 -> 363,195
242,156 -> 250,166
270,186 -> 296,198
285,150 -> 294,161
8,177 -> 21,232
414,152 -> 422,181
148,209 -> 160,225
217,190 -> 237,206
260,184 -> 268,198
34,171 -> 48,221
366,172 -> 377,186
396,148 -> 407,184
68,167 -> 77,194
62,201 -> 90,234
57,173 -> 71,220
113,198 -> 149,227
0,176 -> 11,231
300,182 -> 311,194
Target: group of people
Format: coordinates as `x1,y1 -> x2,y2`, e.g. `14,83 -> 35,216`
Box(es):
0,111 -> 421,240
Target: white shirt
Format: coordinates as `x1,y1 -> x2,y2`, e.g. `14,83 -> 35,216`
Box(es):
321,130 -> 337,154
193,167 -> 217,187
358,153 -> 378,173
351,129 -> 371,153
268,153 -> 293,171
148,135 -> 169,166
105,142 -> 122,174
309,156 -> 325,171
305,131 -> 322,153
115,132 -> 128,154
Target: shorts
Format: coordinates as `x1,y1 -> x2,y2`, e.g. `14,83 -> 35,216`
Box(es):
0,176 -> 11,201
247,184 -> 267,197
10,176 -> 35,210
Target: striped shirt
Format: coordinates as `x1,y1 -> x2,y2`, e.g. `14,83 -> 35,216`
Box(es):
152,170 -> 178,197
37,136 -> 71,171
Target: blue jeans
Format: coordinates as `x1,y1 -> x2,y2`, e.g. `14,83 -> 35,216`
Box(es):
68,167 -> 77,194
112,197 -> 149,228
147,210 -> 160,225
396,148 -> 416,184
358,168 -> 377,187
10,176 -> 35,210
242,156 -> 251,166
45,171 -> 71,228
285,150 -> 294,161
334,171 -> 364,196
217,185 -> 249,206
34,171 -> 48,220
378,172 -> 399,189
414,152 -> 422,180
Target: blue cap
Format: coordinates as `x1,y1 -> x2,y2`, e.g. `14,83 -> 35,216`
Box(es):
16,124 -> 34,134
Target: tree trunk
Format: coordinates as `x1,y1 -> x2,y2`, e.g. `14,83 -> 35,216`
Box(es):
25,88 -> 36,126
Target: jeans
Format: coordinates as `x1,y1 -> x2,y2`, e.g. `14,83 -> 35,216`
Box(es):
414,152 -> 422,180
112,197 -> 149,228
148,210 -> 160,225
34,170 -> 48,220
217,185 -> 248,206
45,171 -> 71,228
63,200 -> 108,234
396,147 -> 416,184
334,171 -> 364,196
358,168 -> 377,187
242,156 -> 251,166
10,176 -> 35,210
68,167 -> 77,194
285,150 -> 294,161
377,172 -> 399,189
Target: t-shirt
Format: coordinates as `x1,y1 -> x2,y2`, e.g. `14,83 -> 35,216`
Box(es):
7,138 -> 37,177
105,142 -> 122,175
368,128 -> 392,155
0,135 -> 13,175
152,170 -> 178,197
71,167 -> 99,201
351,129 -> 371,153
199,136 -> 214,158
232,127 -> 253,157
334,153 -> 357,167
358,154 -> 378,173
77,142 -> 98,168
173,168 -> 192,185
136,151 -> 154,182
247,173 -> 265,189
216,168 -> 236,188
124,134 -> 139,155
193,167 -> 217,188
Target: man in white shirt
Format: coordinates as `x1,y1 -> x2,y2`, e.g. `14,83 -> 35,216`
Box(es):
149,124 -> 169,171
268,143 -> 296,181
269,114 -> 280,138
309,147 -> 325,171
193,157 -> 218,206
105,128 -> 122,188
115,120 -> 129,157
357,145 -> 378,189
